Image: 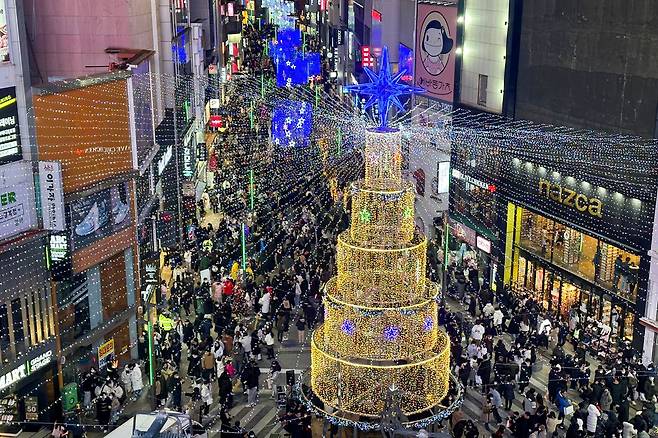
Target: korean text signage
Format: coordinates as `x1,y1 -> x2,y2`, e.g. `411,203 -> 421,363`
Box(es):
67,182 -> 132,252
415,3 -> 457,102
361,46 -> 373,68
38,161 -> 65,231
476,235 -> 491,254
0,350 -> 53,391
0,87 -> 21,164
0,161 -> 37,241
98,338 -> 115,368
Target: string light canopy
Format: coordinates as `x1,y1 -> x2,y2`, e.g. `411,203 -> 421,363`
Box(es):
2,67 -> 657,428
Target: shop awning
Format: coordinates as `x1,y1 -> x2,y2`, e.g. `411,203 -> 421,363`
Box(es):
449,211 -> 497,242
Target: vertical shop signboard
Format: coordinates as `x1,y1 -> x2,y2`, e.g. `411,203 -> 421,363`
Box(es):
182,127 -> 195,178
414,3 -> 457,103
47,232 -> 72,281
141,257 -> 159,304
38,161 -> 65,231
24,397 -> 38,421
0,87 -> 21,164
98,338 -> 115,368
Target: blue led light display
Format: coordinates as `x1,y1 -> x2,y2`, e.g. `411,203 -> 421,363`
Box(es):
271,100 -> 313,148
423,316 -> 434,332
345,46 -> 425,128
341,319 -> 356,336
383,325 -> 401,341
269,28 -> 320,87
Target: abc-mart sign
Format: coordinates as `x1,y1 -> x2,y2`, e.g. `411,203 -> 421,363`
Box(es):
0,350 -> 53,391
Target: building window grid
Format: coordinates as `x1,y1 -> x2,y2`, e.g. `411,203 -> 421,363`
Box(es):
0,288 -> 54,362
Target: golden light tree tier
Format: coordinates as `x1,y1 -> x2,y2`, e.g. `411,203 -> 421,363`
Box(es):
310,325 -> 451,417
335,232 -> 427,306
364,128 -> 403,190
321,280 -> 439,360
349,180 -> 415,246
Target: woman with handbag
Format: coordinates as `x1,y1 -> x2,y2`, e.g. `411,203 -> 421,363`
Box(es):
556,389 -> 572,420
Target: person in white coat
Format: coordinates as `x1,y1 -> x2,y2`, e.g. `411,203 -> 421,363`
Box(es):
493,307 -> 504,331
130,363 -> 144,397
259,289 -> 271,317
586,402 -> 601,434
120,365 -> 133,396
623,421 -> 638,438
200,381 -> 213,419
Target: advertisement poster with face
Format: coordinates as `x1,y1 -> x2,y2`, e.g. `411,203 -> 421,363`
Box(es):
415,3 -> 457,103
68,182 -> 131,251
0,0 -> 9,63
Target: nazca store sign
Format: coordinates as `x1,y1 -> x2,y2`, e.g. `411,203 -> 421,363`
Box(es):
0,350 -> 53,391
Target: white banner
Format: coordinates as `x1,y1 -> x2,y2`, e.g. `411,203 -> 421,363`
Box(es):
0,161 -> 37,240
38,161 -> 65,231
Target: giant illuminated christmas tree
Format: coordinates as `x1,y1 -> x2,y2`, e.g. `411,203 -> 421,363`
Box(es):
309,48 -> 451,419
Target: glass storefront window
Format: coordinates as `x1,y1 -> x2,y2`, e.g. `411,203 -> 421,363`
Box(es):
452,181 -> 497,231
511,250 -> 634,349
559,281 -> 581,318
534,266 -> 544,294
517,256 -> 527,286
623,312 -> 634,341
517,207 -> 641,303
0,304 -> 8,353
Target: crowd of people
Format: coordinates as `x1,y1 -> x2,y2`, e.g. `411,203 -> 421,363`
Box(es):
133,96 -> 347,437
443,254 -> 658,438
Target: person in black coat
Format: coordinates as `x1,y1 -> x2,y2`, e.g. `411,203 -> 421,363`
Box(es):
501,380 -> 515,410
219,370 -> 233,409
548,365 -> 563,403
170,373 -> 182,411
519,360 -> 533,393
513,412 -> 531,438
96,393 -> 112,432
590,379 -> 605,403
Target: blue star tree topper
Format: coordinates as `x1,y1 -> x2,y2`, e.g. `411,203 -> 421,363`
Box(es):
345,46 -> 425,129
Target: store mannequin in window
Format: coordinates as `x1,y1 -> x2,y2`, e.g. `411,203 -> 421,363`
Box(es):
613,254 -> 624,291
628,261 -> 639,297
620,257 -> 631,294
591,247 -> 601,282
540,228 -> 548,257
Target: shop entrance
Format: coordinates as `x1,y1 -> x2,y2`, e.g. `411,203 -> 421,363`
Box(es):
514,251 -> 635,348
